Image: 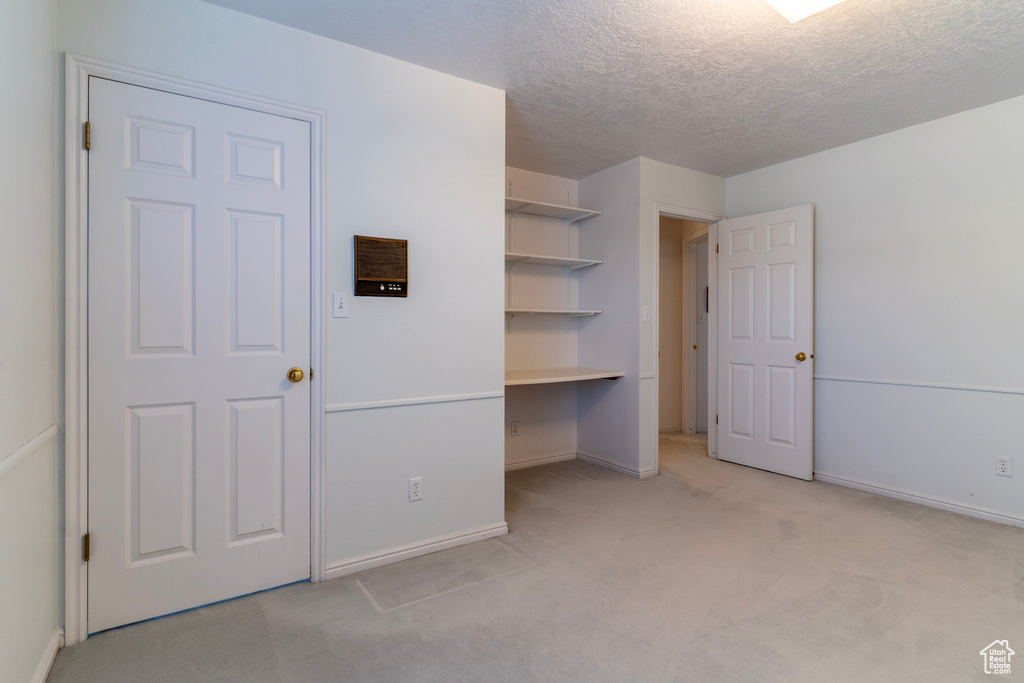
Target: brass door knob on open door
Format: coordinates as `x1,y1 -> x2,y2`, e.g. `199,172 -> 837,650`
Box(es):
795,352 -> 807,362
287,367 -> 304,383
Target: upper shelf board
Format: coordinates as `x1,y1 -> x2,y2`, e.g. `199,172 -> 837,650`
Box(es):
505,308 -> 602,319
505,197 -> 601,224
505,252 -> 602,270
505,366 -> 625,386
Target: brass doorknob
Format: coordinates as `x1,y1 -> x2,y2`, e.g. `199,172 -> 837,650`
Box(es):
795,352 -> 807,362
287,367 -> 304,383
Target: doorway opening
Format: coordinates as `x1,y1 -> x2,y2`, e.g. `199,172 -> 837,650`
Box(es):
657,216 -> 710,437
652,204 -> 814,480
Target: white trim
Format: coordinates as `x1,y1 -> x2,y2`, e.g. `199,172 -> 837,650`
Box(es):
324,523 -> 509,580
651,208 -> 661,474
707,222 -> 719,459
504,451 -> 577,471
577,451 -> 657,479
308,101 -> 326,586
654,203 -> 724,224
0,425 -> 58,481
659,426 -> 683,434
326,391 -> 503,413
64,53 -> 90,646
63,54 -> 327,645
814,374 -> 1024,396
30,629 -> 63,683
814,473 -> 1024,529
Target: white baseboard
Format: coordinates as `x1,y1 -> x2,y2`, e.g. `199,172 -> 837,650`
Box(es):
324,522 -> 509,581
505,451 -> 577,471
31,629 -> 63,683
814,473 -> 1024,529
658,426 -> 683,434
577,451 -> 657,479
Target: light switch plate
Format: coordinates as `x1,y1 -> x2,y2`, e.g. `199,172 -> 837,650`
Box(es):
642,306 -> 652,322
332,292 -> 349,318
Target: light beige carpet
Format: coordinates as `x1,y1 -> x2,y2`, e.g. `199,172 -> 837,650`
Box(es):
48,433 -> 1024,682
357,539 -> 531,612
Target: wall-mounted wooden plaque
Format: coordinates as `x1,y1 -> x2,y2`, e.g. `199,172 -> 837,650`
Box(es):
354,235 -> 408,297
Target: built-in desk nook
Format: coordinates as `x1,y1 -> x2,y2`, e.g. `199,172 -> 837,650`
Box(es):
504,169 -> 624,471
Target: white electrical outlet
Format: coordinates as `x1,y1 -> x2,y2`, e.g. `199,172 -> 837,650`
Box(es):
332,292 -> 349,318
409,477 -> 423,501
510,420 -> 520,437
996,457 -> 1013,477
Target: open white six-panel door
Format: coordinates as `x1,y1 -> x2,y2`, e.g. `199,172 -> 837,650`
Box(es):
715,205 -> 814,480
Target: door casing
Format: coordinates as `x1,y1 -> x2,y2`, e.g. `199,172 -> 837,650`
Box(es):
651,203 -> 723,475
63,54 -> 326,646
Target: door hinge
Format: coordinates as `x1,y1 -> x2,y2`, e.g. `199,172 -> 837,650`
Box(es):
83,533 -> 90,562
310,368 -> 314,379
84,122 -> 91,150
716,243 -> 719,254
716,414 -> 719,425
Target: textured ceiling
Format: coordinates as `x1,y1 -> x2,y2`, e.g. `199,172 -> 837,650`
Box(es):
205,0 -> 1024,178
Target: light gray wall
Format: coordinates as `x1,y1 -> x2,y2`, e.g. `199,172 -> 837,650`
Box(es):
578,159 -> 643,473
57,0 -> 506,576
1,1 -> 58,459
0,0 -> 62,679
727,94 -> 1024,522
579,158 -> 725,475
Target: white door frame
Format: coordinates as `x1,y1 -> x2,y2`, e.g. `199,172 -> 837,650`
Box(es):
708,222 -> 719,460
63,54 -> 326,645
651,203 -> 723,474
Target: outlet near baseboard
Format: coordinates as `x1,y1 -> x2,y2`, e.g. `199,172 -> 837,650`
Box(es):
996,457 -> 1013,478
409,477 -> 423,501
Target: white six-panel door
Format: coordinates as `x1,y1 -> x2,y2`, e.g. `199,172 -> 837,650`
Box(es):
87,78 -> 311,632
716,206 -> 814,480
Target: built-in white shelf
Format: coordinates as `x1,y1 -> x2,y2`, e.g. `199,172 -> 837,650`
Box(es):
505,308 -> 602,320
505,252 -> 602,270
505,366 -> 625,386
505,197 -> 601,224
